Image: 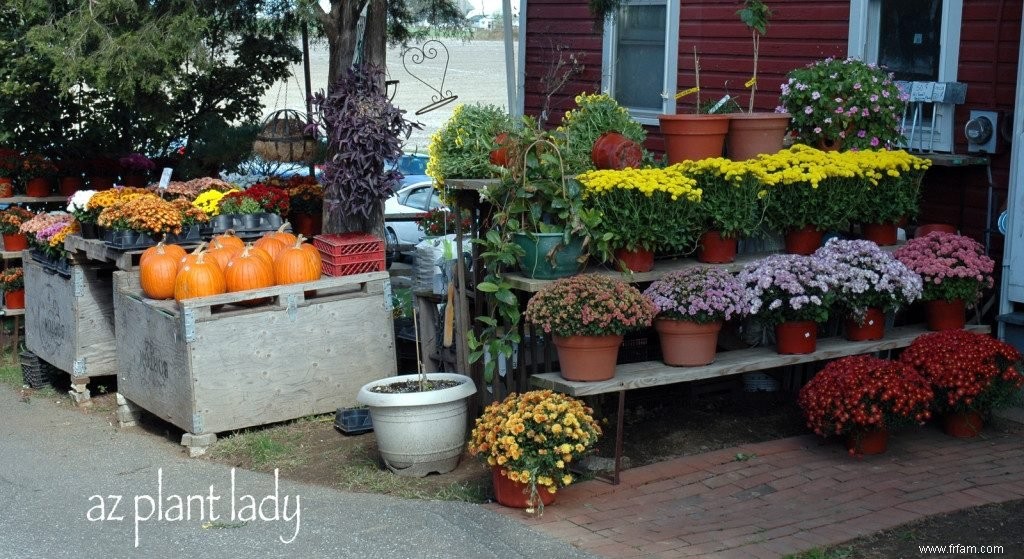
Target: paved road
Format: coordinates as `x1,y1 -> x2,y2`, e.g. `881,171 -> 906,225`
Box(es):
0,390 -> 593,559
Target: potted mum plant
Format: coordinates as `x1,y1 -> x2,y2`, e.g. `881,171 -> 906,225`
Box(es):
467,390 -> 602,512
893,232 -> 995,331
738,253 -> 836,354
0,206 -> 36,251
21,153 -> 58,197
525,274 -> 654,381
676,157 -> 763,262
576,166 -> 703,272
798,355 -> 934,455
847,150 -> 931,245
814,239 -> 923,341
284,177 -> 324,237
901,330 -> 1024,437
752,145 -> 858,254
780,57 -> 908,151
427,103 -> 514,186
643,267 -> 749,366
67,190 -> 99,238
0,147 -> 19,197
559,92 -> 647,174
0,266 -> 25,309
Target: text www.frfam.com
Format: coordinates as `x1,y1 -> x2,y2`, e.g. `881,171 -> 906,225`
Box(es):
919,544 -> 1005,554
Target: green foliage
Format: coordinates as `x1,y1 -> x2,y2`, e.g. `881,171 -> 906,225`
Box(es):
588,0 -> 624,31
558,93 -> 646,176
426,103 -> 513,185
737,0 -> 772,35
849,169 -> 925,224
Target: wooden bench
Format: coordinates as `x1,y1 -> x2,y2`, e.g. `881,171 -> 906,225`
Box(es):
531,323 -> 991,484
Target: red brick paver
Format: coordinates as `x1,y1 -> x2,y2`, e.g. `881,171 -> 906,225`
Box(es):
487,426 -> 1024,558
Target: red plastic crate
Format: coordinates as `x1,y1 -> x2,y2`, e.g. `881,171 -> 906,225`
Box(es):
318,248 -> 386,266
321,258 -> 386,277
313,233 -> 385,258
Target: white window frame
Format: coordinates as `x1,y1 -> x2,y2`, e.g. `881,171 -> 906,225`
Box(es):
601,0 -> 680,126
848,0 -> 963,153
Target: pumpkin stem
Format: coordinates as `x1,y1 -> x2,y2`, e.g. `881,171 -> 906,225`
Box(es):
190,241 -> 207,255
155,241 -> 166,254
294,234 -> 306,247
225,229 -> 236,237
278,222 -> 290,234
240,245 -> 251,258
195,247 -> 207,264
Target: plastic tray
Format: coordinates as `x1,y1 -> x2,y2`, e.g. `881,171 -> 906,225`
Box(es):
334,407 -> 373,435
20,350 -> 60,389
321,258 -> 385,277
314,233 -> 385,258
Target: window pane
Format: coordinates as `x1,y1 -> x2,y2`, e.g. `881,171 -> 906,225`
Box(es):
614,4 -> 666,111
877,0 -> 942,81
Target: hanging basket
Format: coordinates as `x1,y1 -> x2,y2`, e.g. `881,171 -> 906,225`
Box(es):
253,109 -> 318,163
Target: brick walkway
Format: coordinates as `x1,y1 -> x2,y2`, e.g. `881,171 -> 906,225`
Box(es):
487,424 -> 1024,558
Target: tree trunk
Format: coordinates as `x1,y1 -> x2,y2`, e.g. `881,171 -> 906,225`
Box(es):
322,0 -> 368,91
363,0 -> 388,69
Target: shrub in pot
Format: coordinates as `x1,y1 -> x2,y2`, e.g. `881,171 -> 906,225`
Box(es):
675,157 -> 763,262
427,103 -> 514,186
558,92 -> 647,175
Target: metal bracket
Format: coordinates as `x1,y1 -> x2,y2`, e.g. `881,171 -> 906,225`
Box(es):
72,358 -> 87,377
285,293 -> 299,322
73,269 -> 85,298
383,279 -> 394,312
192,414 -> 204,434
182,308 -> 196,342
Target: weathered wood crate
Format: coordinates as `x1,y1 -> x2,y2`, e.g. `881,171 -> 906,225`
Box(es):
24,256 -> 118,380
112,271 -> 397,435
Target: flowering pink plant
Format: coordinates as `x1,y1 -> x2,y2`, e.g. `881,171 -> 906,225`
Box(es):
893,232 -> 994,305
738,254 -> 836,325
814,239 -> 922,322
524,274 -> 655,337
643,267 -> 749,324
780,57 -> 907,150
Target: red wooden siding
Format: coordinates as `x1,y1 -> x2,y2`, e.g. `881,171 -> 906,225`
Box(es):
522,0 -> 1021,256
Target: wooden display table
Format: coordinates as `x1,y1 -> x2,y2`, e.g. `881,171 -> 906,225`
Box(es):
532,324 -> 991,484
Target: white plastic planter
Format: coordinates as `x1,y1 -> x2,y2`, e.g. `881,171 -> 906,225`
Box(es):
357,373 -> 477,477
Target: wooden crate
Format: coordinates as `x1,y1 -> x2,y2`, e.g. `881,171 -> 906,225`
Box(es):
112,271 -> 397,435
24,256 -> 118,380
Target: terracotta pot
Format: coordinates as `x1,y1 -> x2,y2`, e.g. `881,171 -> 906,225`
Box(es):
552,334 -> 623,382
816,135 -> 845,152
925,299 -> 965,331
489,133 -> 512,168
122,173 -> 147,187
592,131 -> 643,170
943,410 -> 984,438
862,222 -> 898,246
2,233 -> 28,252
89,176 -> 114,191
657,114 -> 730,164
775,321 -> 817,354
655,319 -> 721,366
915,223 -> 957,237
292,212 -> 323,238
5,288 -> 25,310
845,428 -> 888,455
784,225 -> 824,255
697,230 -> 738,263
845,307 -> 885,341
492,467 -> 556,509
0,178 -> 13,198
726,112 -> 791,160
25,177 -> 51,197
59,176 -> 84,197
614,247 -> 654,273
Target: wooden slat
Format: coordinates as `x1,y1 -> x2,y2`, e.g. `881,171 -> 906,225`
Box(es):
1,308 -> 25,317
504,243 -> 904,293
446,178 -> 501,191
1,251 -> 23,260
531,324 -> 991,397
0,196 -> 68,204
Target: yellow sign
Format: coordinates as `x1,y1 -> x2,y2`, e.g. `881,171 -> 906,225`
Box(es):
745,77 -> 757,88
675,87 -> 700,100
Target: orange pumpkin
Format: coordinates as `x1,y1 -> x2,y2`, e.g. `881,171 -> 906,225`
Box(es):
225,245 -> 275,304
139,243 -> 182,299
140,241 -> 186,268
274,235 -> 322,285
237,242 -> 274,269
174,248 -> 226,301
266,222 -> 297,246
206,241 -> 242,271
211,229 -> 245,251
254,234 -> 288,262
